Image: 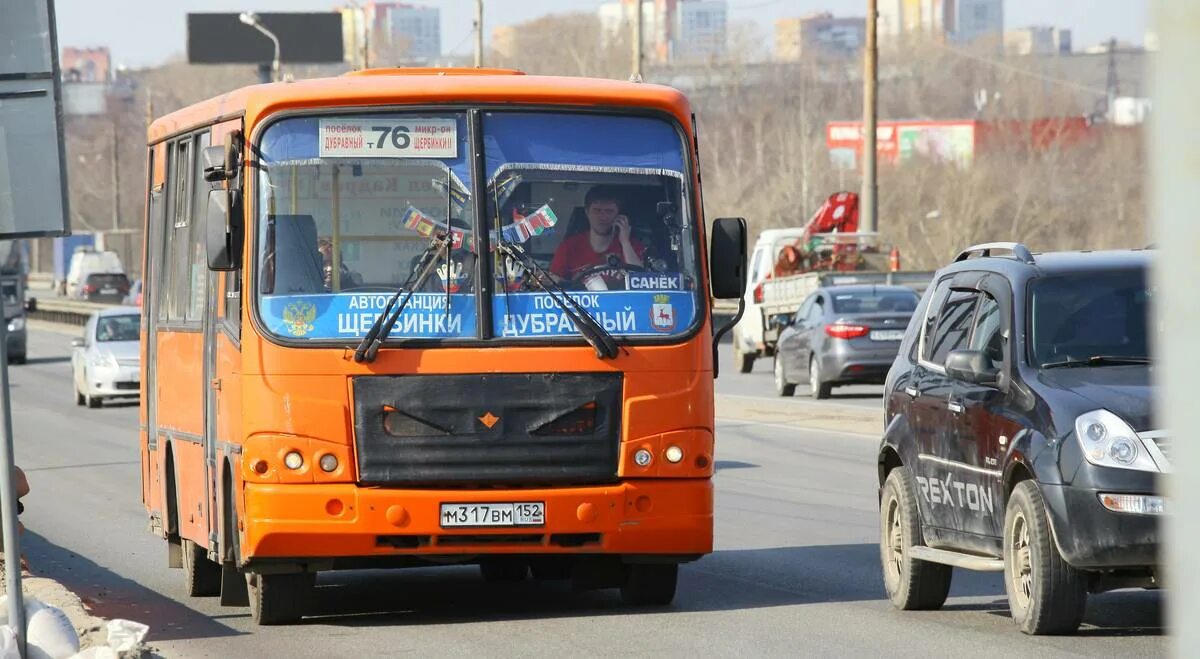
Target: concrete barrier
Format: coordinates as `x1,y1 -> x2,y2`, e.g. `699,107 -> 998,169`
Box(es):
25,298 -> 116,327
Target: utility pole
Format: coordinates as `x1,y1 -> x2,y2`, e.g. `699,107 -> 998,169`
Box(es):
861,0 -> 878,235
1152,3 -> 1200,655
474,0 -> 484,68
632,0 -> 644,81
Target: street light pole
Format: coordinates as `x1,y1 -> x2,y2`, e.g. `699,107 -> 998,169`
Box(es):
632,0 -> 643,81
861,0 -> 879,235
474,0 -> 484,68
240,12 -> 281,83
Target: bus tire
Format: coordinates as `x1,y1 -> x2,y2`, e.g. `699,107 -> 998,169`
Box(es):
479,559 -> 528,582
620,563 -> 677,606
530,558 -> 572,581
182,538 -> 222,597
1004,480 -> 1087,635
247,571 -> 315,625
880,467 -> 952,610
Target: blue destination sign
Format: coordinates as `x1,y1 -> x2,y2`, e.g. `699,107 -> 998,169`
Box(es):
260,290 -> 697,340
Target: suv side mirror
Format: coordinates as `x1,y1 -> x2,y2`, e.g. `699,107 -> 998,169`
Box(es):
710,217 -> 747,299
206,187 -> 243,271
23,298 -> 35,313
945,349 -> 999,387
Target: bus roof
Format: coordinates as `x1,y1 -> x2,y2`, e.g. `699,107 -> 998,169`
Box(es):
147,68 -> 693,144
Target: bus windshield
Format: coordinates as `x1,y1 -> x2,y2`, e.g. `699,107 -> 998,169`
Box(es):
254,110 -> 699,343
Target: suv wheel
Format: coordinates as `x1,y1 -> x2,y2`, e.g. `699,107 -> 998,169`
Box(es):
809,358 -> 832,400
773,355 -> 796,396
879,467 -> 952,610
733,330 -> 755,373
1004,480 -> 1087,635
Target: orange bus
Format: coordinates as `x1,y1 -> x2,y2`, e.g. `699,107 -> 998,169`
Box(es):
139,68 -> 746,624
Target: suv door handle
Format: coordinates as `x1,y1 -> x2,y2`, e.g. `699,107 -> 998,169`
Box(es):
947,400 -> 965,414
903,386 -> 919,398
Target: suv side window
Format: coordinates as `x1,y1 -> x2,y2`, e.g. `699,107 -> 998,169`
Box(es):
925,289 -> 978,366
970,293 -> 1003,367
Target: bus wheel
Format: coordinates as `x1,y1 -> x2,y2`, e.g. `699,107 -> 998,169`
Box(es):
182,539 -> 222,597
247,571 -> 315,625
620,564 -> 677,606
479,558 -> 529,582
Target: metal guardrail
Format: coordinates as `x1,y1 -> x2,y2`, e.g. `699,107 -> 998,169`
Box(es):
26,297 -> 116,326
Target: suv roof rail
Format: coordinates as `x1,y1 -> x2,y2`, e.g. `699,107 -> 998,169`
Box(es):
953,242 -> 1035,265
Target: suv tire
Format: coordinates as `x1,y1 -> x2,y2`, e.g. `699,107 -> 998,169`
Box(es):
773,355 -> 796,396
809,358 -> 832,400
1004,480 -> 1087,635
880,467 -> 952,610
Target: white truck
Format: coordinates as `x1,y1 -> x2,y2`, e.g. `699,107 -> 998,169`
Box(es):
731,228 -> 933,372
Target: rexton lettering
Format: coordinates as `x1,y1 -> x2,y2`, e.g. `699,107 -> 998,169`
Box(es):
915,472 -> 994,515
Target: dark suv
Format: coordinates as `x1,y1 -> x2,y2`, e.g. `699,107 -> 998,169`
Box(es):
876,242 -> 1161,635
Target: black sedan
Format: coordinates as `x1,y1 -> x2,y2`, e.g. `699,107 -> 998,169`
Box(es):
774,285 -> 919,398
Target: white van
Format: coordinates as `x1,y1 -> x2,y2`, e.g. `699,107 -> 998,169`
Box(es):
66,249 -> 124,299
731,228 -> 807,373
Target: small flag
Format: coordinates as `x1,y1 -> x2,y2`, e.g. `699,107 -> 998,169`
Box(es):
416,216 -> 436,237
402,206 -> 428,231
450,227 -> 465,250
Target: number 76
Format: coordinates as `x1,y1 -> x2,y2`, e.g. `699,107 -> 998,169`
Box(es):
372,125 -> 411,150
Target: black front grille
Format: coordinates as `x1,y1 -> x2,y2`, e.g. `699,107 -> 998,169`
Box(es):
114,381 -> 139,391
352,373 -> 622,486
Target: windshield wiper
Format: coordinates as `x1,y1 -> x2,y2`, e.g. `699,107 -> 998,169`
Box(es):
495,241 -> 619,359
353,233 -> 450,363
1042,355 -> 1152,369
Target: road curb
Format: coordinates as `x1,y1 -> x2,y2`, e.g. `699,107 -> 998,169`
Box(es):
715,394 -> 882,437
0,562 -> 109,652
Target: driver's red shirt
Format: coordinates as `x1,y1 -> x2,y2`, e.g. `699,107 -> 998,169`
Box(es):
549,232 -> 646,284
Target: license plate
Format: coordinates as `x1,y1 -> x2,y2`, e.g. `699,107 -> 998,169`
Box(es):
870,329 -> 905,341
439,502 -> 545,528
100,287 -> 117,294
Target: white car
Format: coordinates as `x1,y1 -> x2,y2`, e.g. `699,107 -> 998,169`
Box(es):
72,307 -> 141,408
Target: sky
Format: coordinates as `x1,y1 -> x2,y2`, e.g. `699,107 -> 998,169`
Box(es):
56,0 -> 1152,69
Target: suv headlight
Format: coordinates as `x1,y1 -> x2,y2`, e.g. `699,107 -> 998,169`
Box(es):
6,318 -> 23,332
1074,409 -> 1161,472
89,352 -> 117,369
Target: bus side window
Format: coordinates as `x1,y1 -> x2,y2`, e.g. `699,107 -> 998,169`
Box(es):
164,138 -> 193,324
185,133 -> 211,323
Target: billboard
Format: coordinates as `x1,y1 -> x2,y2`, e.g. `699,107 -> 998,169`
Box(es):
0,0 -> 70,238
187,13 -> 345,65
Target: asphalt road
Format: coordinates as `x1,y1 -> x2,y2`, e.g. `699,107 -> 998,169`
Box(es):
714,342 -> 885,409
12,328 -> 1164,657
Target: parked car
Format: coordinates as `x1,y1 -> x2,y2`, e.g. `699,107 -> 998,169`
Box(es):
773,285 -> 919,398
877,242 -> 1160,635
65,248 -> 123,299
82,273 -> 131,304
71,307 -> 142,408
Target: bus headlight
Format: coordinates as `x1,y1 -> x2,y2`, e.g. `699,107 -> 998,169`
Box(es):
633,449 -> 652,467
319,454 -> 338,473
284,451 -> 304,470
664,445 -> 684,463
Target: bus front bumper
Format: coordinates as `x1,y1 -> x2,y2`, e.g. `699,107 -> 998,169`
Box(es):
241,479 -> 713,562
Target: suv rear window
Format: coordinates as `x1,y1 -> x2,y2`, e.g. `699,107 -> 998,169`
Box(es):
1029,269 -> 1150,367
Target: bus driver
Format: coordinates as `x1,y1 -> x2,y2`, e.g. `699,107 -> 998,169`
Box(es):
549,185 -> 645,289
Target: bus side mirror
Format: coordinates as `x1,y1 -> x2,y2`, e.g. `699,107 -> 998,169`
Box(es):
710,217 -> 747,299
206,188 -> 243,271
203,132 -> 242,183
